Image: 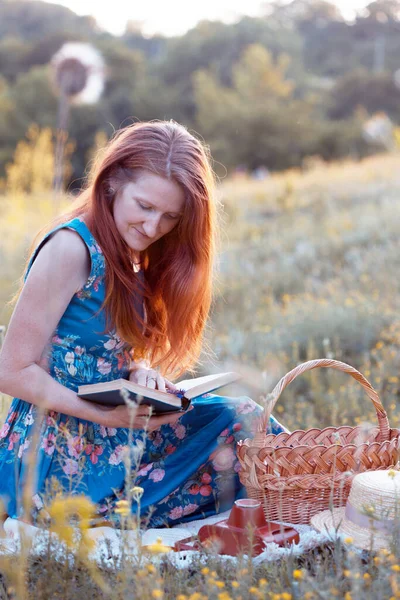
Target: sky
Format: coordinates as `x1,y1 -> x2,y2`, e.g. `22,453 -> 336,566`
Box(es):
43,0 -> 374,37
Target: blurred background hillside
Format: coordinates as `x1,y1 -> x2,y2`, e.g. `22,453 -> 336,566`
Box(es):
2,0 -> 400,431
2,0 -> 400,179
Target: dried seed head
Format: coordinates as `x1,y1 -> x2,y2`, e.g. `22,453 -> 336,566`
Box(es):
51,42 -> 105,104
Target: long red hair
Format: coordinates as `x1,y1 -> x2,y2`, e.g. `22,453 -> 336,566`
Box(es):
23,120 -> 218,377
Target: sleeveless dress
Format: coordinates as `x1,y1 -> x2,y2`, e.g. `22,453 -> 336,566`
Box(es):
0,217 -> 287,527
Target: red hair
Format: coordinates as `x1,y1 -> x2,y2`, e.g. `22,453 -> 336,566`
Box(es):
24,120 -> 218,377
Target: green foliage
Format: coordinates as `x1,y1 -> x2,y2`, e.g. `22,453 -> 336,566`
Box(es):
327,68 -> 400,120
4,66 -> 58,145
1,0 -> 400,180
193,44 -> 367,171
0,0 -> 97,41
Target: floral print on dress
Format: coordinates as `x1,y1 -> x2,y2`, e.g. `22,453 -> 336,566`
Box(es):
0,217 -> 288,525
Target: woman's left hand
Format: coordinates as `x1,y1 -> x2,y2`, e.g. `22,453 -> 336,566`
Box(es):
128,367 -> 178,393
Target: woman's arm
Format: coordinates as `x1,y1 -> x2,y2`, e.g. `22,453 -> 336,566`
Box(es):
0,229 -> 100,419
0,229 -> 184,430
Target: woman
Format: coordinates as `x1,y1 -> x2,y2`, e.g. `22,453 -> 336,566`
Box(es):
0,120 -> 286,527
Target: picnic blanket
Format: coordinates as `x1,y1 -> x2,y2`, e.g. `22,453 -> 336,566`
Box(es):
0,512 -> 334,568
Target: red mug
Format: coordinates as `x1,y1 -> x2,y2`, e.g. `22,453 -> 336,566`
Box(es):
227,498 -> 267,529
175,498 -> 300,556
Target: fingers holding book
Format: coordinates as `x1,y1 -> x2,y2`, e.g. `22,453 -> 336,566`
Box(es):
128,367 -> 178,394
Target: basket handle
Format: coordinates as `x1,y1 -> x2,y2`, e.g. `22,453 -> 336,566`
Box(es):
257,358 -> 390,442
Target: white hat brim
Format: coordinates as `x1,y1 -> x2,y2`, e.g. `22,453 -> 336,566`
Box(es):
311,507 -> 390,551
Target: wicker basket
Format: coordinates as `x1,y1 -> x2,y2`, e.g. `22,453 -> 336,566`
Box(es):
237,358 -> 400,525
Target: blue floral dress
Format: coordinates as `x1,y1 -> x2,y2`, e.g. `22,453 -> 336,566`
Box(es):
0,217 -> 287,527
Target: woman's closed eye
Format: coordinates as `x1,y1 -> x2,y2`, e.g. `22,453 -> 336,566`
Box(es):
137,200 -> 153,211
137,200 -> 181,220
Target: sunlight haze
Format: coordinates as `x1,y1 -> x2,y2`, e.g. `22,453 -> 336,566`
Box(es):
42,0 -> 373,36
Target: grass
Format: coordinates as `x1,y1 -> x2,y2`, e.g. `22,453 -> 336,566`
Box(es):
2,138 -> 400,598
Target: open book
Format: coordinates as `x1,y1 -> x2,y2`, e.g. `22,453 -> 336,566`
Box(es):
77,372 -> 241,414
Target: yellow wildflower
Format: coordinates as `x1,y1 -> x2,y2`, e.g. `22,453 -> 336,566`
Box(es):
47,494 -> 95,549
392,565 -> 400,572
388,470 -> 398,479
258,578 -> 267,586
115,499 -> 130,516
344,570 -> 351,577
329,588 -> 339,596
304,593 -> 314,600
344,593 -> 352,600
281,594 -> 292,600
131,485 -> 144,500
215,581 -> 225,589
344,537 -> 354,544
152,591 -> 163,599
176,596 -> 187,600
201,567 -> 210,575
218,593 -> 232,600
231,581 -> 240,588
144,537 -> 172,554
293,569 -> 303,580
363,505 -> 375,515
137,569 -> 147,578
249,587 -> 258,595
147,564 -> 157,574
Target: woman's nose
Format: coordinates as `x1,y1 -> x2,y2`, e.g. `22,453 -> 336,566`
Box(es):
143,215 -> 161,237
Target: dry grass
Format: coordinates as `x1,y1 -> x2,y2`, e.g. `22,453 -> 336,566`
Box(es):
2,137 -> 400,598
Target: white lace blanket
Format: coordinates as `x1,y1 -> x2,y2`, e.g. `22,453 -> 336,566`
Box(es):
0,513 -> 334,568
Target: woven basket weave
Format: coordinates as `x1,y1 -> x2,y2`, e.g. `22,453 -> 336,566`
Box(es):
237,358 -> 400,525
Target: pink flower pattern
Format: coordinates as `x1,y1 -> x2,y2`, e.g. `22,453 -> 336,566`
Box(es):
85,444 -> 103,464
63,459 -> 79,476
211,446 -> 236,472
109,445 -> 125,466
169,506 -> 184,520
0,423 -> 10,439
67,436 -> 84,459
42,433 -> 57,455
149,468 -> 165,482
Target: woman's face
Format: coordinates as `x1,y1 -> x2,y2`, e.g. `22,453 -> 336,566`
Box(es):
112,170 -> 185,252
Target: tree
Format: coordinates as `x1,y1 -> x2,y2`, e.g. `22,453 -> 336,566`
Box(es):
194,44 -> 317,171
0,36 -> 30,82
326,69 -> 400,120
363,0 -> 400,22
264,0 -> 343,31
0,0 -> 98,41
232,44 -> 294,101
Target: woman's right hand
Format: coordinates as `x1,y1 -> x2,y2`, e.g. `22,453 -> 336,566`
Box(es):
92,401 -> 185,431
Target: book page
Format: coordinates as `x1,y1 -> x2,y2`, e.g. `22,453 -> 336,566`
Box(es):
178,373 -> 225,391
178,372 -> 240,399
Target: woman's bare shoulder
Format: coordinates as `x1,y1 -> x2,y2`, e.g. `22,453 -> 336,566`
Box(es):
29,227 -> 91,292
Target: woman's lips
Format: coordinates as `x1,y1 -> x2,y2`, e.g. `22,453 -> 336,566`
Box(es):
133,227 -> 148,238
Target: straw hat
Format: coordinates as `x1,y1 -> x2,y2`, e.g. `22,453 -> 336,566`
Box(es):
311,469 -> 400,550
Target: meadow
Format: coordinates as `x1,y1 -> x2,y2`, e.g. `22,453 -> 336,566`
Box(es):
1,131 -> 400,598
